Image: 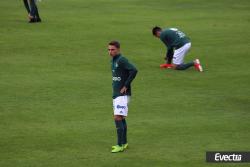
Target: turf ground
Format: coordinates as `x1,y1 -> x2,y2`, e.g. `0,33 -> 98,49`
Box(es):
0,0 -> 250,166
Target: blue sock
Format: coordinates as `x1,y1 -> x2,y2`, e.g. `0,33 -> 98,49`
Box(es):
23,0 -> 30,13
115,120 -> 124,146
122,119 -> 127,144
176,62 -> 194,70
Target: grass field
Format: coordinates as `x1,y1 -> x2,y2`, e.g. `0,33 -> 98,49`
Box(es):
1,0 -> 250,166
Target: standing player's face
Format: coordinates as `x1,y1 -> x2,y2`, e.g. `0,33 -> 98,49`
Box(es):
108,45 -> 120,57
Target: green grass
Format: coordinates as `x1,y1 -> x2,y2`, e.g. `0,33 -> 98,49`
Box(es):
1,0 -> 250,166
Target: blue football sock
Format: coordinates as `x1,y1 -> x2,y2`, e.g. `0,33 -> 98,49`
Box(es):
176,62 -> 194,70
115,120 -> 124,146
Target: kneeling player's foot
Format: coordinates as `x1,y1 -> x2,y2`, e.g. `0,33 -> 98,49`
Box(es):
123,143 -> 128,150
111,145 -> 124,153
194,59 -> 203,72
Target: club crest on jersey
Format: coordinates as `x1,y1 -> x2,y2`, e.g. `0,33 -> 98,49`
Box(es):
115,63 -> 118,68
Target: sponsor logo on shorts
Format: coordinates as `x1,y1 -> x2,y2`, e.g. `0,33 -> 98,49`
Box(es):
117,105 -> 126,109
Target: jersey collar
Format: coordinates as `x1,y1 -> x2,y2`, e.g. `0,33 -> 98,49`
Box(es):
113,54 -> 121,60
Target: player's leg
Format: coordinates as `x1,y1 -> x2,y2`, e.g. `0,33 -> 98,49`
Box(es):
122,118 -> 128,149
28,0 -> 35,22
28,0 -> 39,22
34,0 -> 41,22
23,0 -> 30,14
172,43 -> 194,70
115,115 -> 124,147
122,96 -> 129,149
112,96 -> 128,153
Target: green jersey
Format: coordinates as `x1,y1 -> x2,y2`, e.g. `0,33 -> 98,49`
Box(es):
111,54 -> 138,99
160,28 -> 190,50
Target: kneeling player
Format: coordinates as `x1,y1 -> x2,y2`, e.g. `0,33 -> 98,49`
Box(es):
152,26 -> 203,72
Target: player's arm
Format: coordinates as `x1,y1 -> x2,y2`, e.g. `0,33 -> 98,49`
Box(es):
165,47 -> 173,64
160,35 -> 173,64
120,58 -> 138,93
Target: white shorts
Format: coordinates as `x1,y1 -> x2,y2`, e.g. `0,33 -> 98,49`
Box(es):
113,96 -> 130,117
173,43 -> 191,65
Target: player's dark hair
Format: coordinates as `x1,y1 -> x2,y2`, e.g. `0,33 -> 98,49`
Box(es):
109,41 -> 120,48
152,26 -> 162,36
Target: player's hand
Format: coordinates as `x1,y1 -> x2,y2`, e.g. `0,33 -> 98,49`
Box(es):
120,86 -> 127,94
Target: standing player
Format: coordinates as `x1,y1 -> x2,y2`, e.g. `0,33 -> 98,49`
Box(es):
152,26 -> 203,72
108,41 -> 138,153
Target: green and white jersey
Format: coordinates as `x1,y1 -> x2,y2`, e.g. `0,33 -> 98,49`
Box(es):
111,54 -> 137,99
160,28 -> 190,50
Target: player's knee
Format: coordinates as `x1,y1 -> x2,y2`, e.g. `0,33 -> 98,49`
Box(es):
114,115 -> 123,121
